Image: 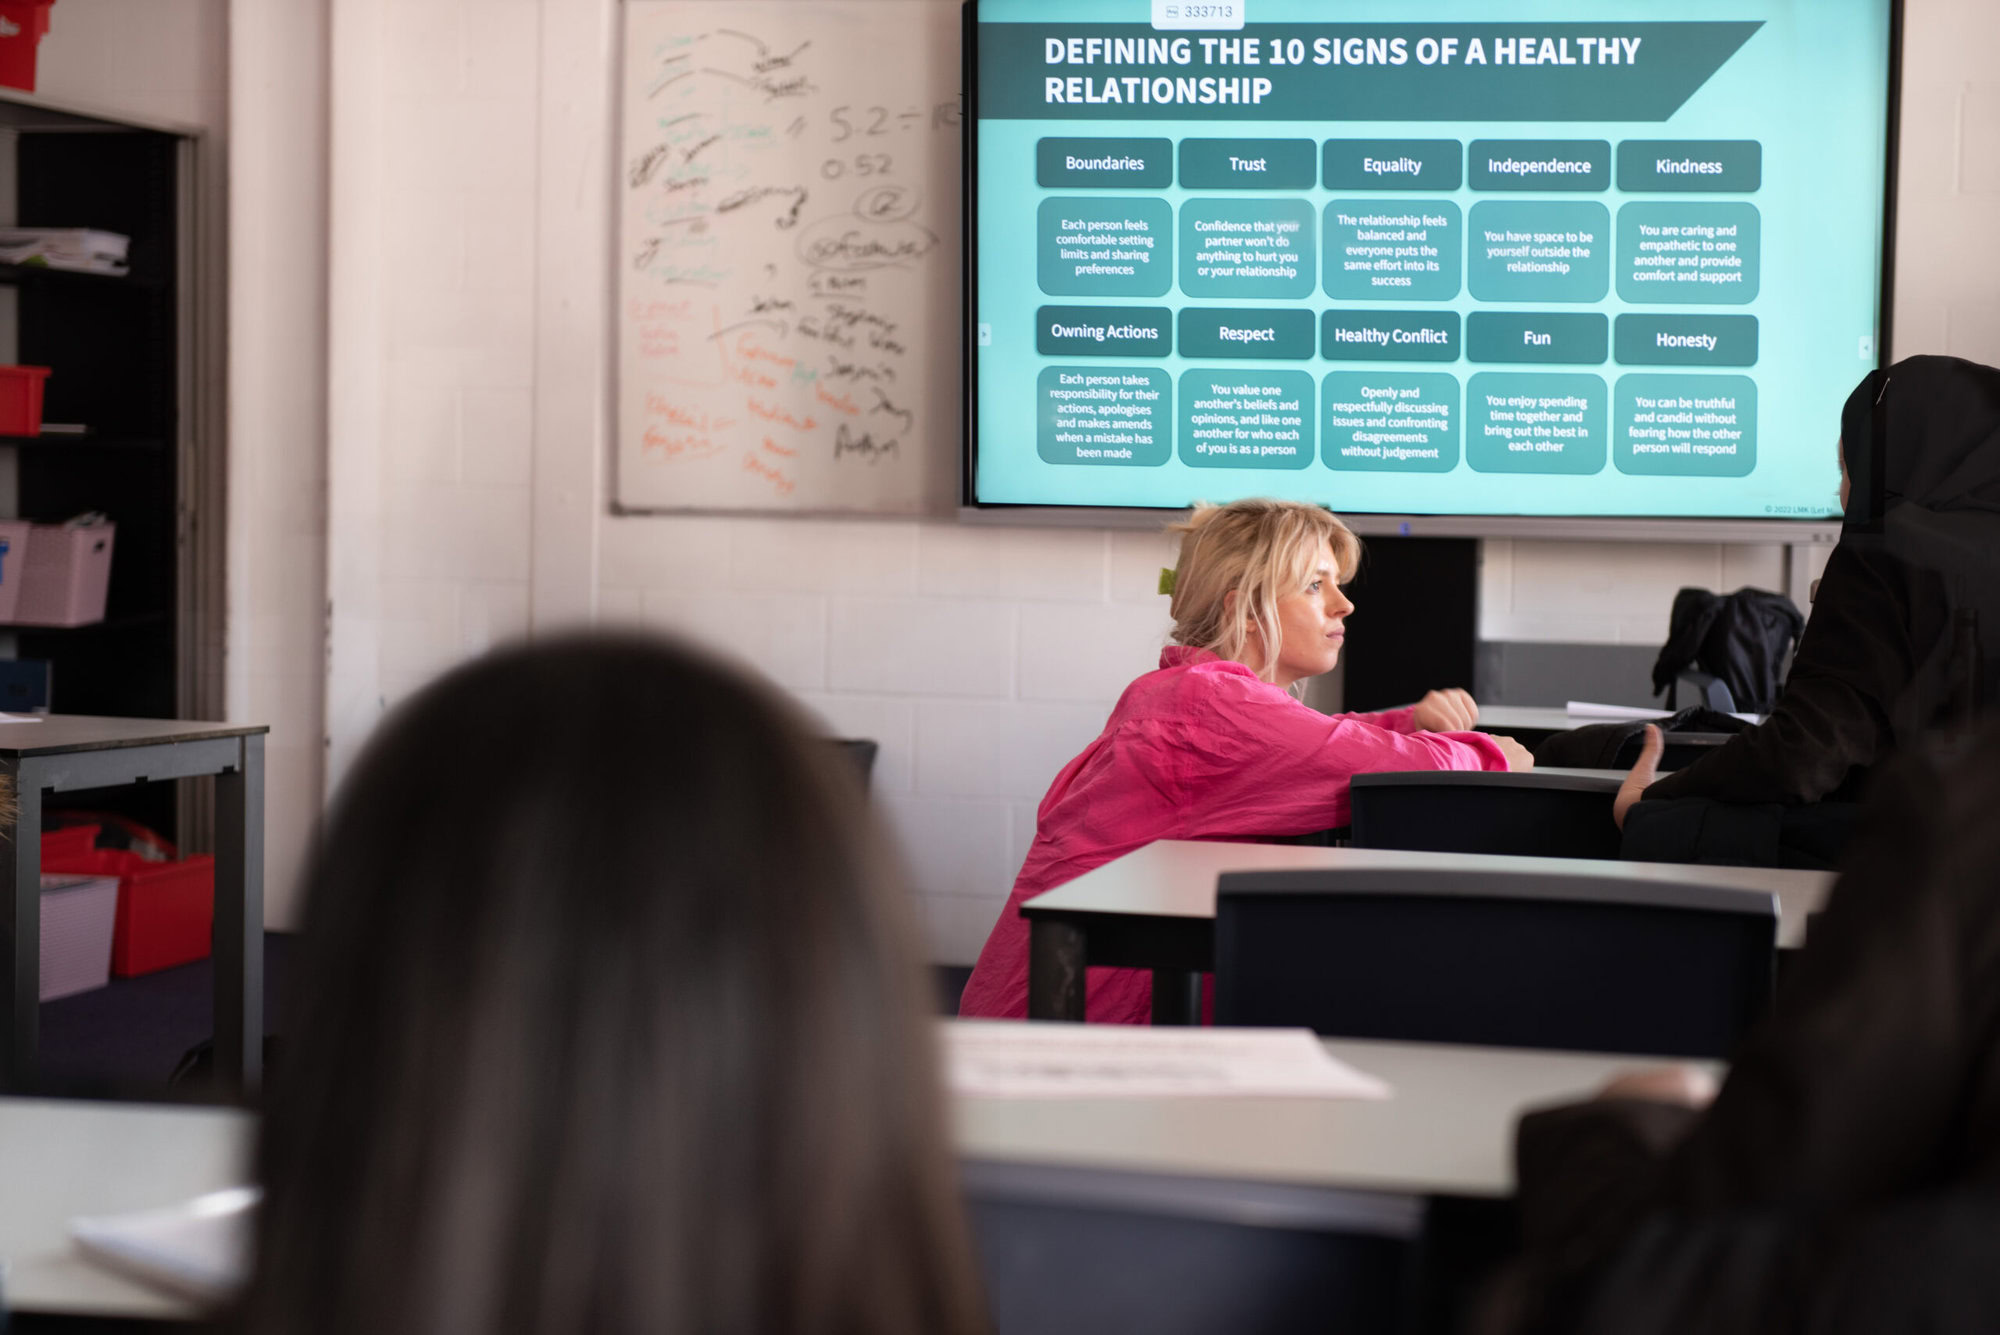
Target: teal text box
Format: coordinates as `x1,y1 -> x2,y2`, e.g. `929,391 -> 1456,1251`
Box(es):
1615,140 -> 1761,193
1468,201 -> 1610,302
1180,138 -> 1316,190
1036,306 -> 1172,358
1468,139 -> 1609,191
1037,366 -> 1172,466
1466,373 -> 1608,475
1614,374 -> 1756,476
1616,202 -> 1761,304
1321,310 -> 1460,363
1323,199 -> 1461,301
1179,198 -> 1316,299
1322,139 -> 1463,191
1614,314 -> 1758,366
1467,312 -> 1608,365
1036,137 -> 1174,189
1322,373 -> 1460,473
1037,197 -> 1173,297
1179,307 -> 1315,360
1179,370 -> 1314,469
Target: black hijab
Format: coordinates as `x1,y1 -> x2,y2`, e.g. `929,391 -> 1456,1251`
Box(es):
1840,355 -> 2000,530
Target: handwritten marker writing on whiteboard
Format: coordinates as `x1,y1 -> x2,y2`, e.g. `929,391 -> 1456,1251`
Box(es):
618,1 -> 961,514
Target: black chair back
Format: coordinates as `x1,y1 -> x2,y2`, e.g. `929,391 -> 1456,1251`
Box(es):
1215,866 -> 1776,1058
1349,770 -> 1622,860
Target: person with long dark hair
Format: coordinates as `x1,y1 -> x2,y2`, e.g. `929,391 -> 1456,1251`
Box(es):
236,634 -> 986,1335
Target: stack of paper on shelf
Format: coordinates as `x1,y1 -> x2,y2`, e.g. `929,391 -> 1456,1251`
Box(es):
0,228 -> 130,275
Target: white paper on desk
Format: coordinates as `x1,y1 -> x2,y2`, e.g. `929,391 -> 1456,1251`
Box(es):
70,1186 -> 257,1303
944,1021 -> 1391,1100
1565,700 -> 1761,725
0,711 -> 42,723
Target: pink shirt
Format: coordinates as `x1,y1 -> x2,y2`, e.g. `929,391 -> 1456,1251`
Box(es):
957,645 -> 1511,1024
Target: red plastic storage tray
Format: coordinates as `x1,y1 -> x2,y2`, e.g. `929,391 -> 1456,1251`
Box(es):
39,823 -> 99,864
41,846 -> 214,977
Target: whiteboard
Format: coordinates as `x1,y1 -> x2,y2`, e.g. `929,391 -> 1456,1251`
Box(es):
617,0 -> 962,513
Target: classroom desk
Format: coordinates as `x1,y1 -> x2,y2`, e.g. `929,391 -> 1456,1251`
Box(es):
0,1037 -> 1692,1325
0,717 -> 269,1093
1021,839 -> 1834,1023
0,1096 -> 254,1321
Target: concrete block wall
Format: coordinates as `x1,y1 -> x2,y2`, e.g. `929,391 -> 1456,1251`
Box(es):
597,518 -> 1180,965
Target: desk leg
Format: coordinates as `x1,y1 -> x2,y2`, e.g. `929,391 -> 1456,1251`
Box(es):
214,734 -> 265,1092
1149,969 -> 1203,1026
1027,919 -> 1086,1022
0,761 -> 36,1090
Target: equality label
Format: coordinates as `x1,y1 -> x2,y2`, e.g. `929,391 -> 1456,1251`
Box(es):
1324,199 -> 1462,301
1036,306 -> 1172,358
1323,139 -> 1463,191
1469,201 -> 1610,302
1322,372 -> 1460,473
1036,137 -> 1174,189
1321,310 -> 1461,363
1036,366 -> 1172,466
1179,198 -> 1316,298
1466,373 -> 1608,475
1037,196 -> 1173,297
1613,374 -> 1756,476
1179,369 -> 1314,469
1616,202 -> 1761,304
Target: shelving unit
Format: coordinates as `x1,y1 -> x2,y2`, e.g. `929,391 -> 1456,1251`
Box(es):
0,106 -> 194,839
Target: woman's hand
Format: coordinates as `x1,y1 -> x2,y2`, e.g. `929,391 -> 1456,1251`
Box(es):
1491,734 -> 1535,772
1411,688 -> 1479,732
1596,1064 -> 1719,1109
1613,724 -> 1665,829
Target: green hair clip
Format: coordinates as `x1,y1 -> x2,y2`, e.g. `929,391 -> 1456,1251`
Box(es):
1158,567 -> 1177,596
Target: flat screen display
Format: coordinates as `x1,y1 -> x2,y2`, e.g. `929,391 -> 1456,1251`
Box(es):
965,0 -> 1896,521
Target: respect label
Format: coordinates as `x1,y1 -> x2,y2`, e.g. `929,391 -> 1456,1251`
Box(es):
1613,374 -> 1756,476
1616,203 -> 1761,304
1179,198 -> 1316,299
1468,201 -> 1610,303
1037,366 -> 1172,466
1466,373 -> 1608,475
1178,369 -> 1314,469
1321,373 -> 1459,472
1323,199 -> 1461,301
1037,196 -> 1174,297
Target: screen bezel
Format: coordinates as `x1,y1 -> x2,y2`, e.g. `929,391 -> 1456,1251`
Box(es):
958,0 -> 1903,542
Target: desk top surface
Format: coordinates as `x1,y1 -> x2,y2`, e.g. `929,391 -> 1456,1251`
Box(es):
1021,839 -> 1832,949
0,715 -> 268,757
960,1033 -> 1691,1199
0,1035 -> 1683,1315
0,1096 -> 254,1317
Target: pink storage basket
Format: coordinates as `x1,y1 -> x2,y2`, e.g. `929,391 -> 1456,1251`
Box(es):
11,520 -> 113,626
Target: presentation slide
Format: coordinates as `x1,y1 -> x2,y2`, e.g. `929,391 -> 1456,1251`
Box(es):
968,0 -> 1892,518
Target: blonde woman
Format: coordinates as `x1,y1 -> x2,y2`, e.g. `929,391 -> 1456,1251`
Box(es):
959,498 -> 1533,1024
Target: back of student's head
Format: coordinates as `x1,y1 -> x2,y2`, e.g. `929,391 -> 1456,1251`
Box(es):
1166,498 -> 1360,680
240,632 -> 984,1335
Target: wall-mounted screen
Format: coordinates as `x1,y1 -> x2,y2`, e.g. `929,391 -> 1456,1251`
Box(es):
965,0 -> 1897,525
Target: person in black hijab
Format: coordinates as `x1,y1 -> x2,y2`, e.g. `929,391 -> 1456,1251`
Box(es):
1621,355 -> 2000,865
